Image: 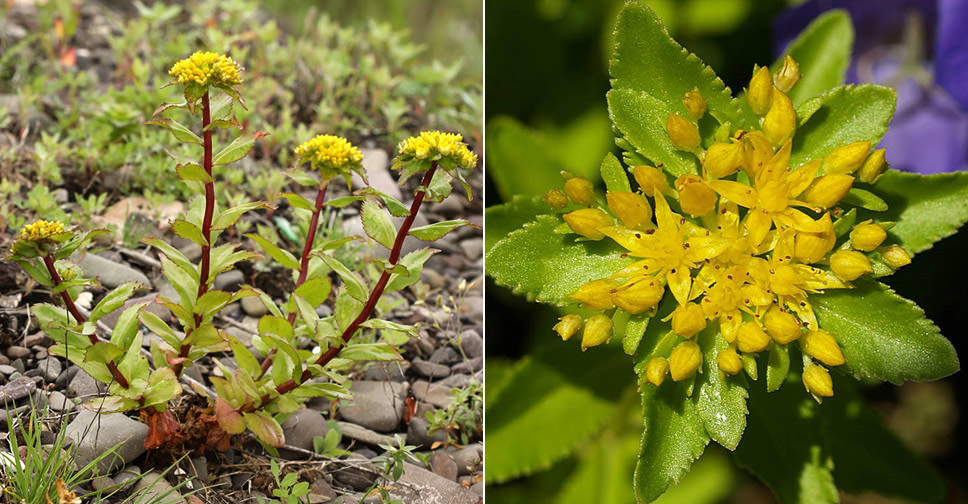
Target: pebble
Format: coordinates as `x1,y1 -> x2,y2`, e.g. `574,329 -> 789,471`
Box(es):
421,268 -> 447,289
280,408 -> 329,453
336,421 -> 400,448
0,365 -> 15,375
429,346 -> 460,365
240,295 -> 268,317
452,357 -> 483,374
0,376 -> 36,405
386,462 -> 478,504
24,332 -> 51,347
213,270 -> 245,291
56,365 -> 79,389
405,417 -> 447,449
448,444 -> 483,475
412,358 -> 451,378
64,410 -> 148,474
363,363 -> 407,382
35,357 -> 62,382
353,148 -> 400,200
439,373 -> 473,389
188,456 -> 209,485
332,453 -> 378,491
429,451 -> 458,481
460,295 -> 483,322
309,478 -> 337,502
411,380 -> 453,408
114,468 -> 142,492
47,390 -> 73,413
79,253 -> 152,289
458,329 -> 483,359
459,238 -> 483,260
68,369 -> 106,399
338,381 -> 407,432
6,346 -> 30,360
131,471 -> 185,504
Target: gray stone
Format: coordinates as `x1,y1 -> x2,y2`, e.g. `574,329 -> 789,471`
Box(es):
430,196 -> 464,217
448,444 -> 482,475
471,481 -> 483,496
240,295 -> 268,317
406,416 -> 447,449
64,410 -> 148,474
429,346 -> 460,365
68,369 -> 106,399
386,462 -> 478,504
336,421 -> 399,448
459,238 -> 483,260
429,451 -> 458,481
47,391 -> 73,413
457,329 -> 482,359
178,242 -> 202,262
79,253 -> 151,289
5,346 -> 30,359
412,380 -> 453,409
309,478 -> 337,502
213,270 -> 245,291
364,363 -> 407,382
0,376 -> 36,405
460,295 -> 483,323
281,408 -> 329,453
36,357 -> 62,382
420,268 -> 447,289
188,456 -> 209,485
338,381 -> 407,432
332,453 -> 378,491
131,470 -> 185,504
412,358 -> 451,379
0,365 -> 15,375
352,148 -> 400,200
24,332 -> 51,347
451,357 -> 482,374
114,468 -> 141,492
439,373 -> 473,389
223,316 -> 259,347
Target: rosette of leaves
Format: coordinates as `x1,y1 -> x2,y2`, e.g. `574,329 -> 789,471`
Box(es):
486,3 -> 967,503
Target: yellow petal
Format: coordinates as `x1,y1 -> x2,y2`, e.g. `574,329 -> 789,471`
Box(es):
762,87 -> 796,145
652,191 -> 679,232
600,226 -> 651,254
671,302 -> 707,338
553,314 -> 584,341
802,329 -> 846,366
706,180 -> 758,208
564,177 -> 595,205
880,244 -> 912,269
737,321 -> 770,353
666,266 -> 693,306
717,347 -> 744,375
607,191 -> 654,229
571,279 -> 619,310
563,208 -> 613,240
747,66 -> 773,115
612,277 -> 665,314
745,208 -> 773,245
849,221 -> 887,251
787,159 -> 822,198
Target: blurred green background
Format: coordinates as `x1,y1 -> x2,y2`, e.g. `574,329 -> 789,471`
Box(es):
485,0 -> 968,502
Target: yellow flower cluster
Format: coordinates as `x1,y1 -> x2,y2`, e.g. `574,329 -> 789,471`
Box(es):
553,57 -> 904,399
294,134 -> 364,180
396,131 -> 478,170
17,220 -> 66,242
169,51 -> 242,87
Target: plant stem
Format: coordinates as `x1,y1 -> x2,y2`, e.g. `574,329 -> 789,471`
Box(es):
173,90 -> 215,377
253,163 -> 439,407
43,254 -> 129,388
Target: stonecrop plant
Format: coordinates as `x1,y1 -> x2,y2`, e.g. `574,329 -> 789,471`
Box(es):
487,3 -> 966,503
8,50 -> 476,450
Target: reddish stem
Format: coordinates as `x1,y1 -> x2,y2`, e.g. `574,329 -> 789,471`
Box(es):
250,163 -> 439,408
173,91 -> 215,377
43,254 -> 130,388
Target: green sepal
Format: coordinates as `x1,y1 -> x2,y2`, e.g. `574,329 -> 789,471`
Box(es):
766,343 -> 791,392
600,152 -> 631,193
841,188 -> 887,211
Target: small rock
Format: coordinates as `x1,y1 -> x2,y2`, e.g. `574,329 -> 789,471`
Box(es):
406,417 -> 447,449
0,365 -> 15,375
240,295 -> 268,317
414,332 -> 435,356
188,456 -> 209,485
213,270 -> 245,291
47,390 -> 73,413
412,358 -> 451,379
332,453 -> 378,491
64,410 -> 148,474
338,381 -> 407,432
0,376 -> 36,405
429,346 -> 460,365
309,478 -> 337,502
448,444 -> 482,475
131,471 -> 185,504
52,188 -> 69,204
430,196 -> 464,217
24,332 -> 51,347
90,475 -> 115,492
79,253 -> 152,289
429,451 -> 458,481
352,148 -> 400,200
457,329 -> 483,359
439,373 -> 473,389
67,369 -> 106,399
459,238 -> 483,260
471,481 -> 483,496
421,268 -> 447,289
412,380 -> 453,408
459,295 -> 483,322
35,357 -> 62,382
336,421 -> 400,448
386,462 -> 478,504
281,409 -> 329,454
364,363 -> 407,382
179,242 -> 202,262
114,469 -> 141,492
6,346 -> 30,360
56,365 -> 79,389
451,357 -> 483,374
223,316 -> 259,347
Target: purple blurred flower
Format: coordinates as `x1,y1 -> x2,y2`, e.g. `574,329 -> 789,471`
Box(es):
774,0 -> 968,173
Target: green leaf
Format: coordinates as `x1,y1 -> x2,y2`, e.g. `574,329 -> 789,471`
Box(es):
790,84 -> 896,167
820,383 -> 945,503
600,153 -> 631,193
766,344 -> 790,392
356,188 -> 410,217
108,302 -> 145,351
733,383 -> 838,504
195,289 -> 233,319
320,255 -> 368,301
246,233 -> 300,270
160,255 -> 197,308
140,310 -> 181,349
213,201 -> 265,230
293,277 -> 331,307
280,192 -> 314,212
186,324 -> 226,350
484,195 -> 551,254
694,329 -> 748,450
258,315 -> 294,340
142,367 -> 182,408
230,340 -> 261,378
244,411 -> 285,448
85,342 -> 124,364
360,200 -> 396,249
486,343 -> 632,483
209,244 -> 259,276
340,343 -> 402,362
145,117 -> 201,144
608,88 -> 699,178
175,163 -> 213,183
841,188 -> 887,211
90,282 -> 142,323
812,280 -> 959,384
172,219 -> 208,247
143,238 -> 199,282
409,219 -> 468,241
864,170 -> 968,256
385,248 -> 436,292
487,215 -> 634,306
634,380 -> 709,503
212,133 -> 256,166
622,313 -> 650,356
772,10 -> 853,107
609,1 -> 753,127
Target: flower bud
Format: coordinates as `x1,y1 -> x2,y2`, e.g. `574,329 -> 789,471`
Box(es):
747,66 -> 773,116
612,277 -> 664,314
880,244 -> 912,269
671,302 -> 706,339
830,249 -> 872,281
849,221 -> 887,251
675,175 -> 717,217
632,165 -> 670,196
773,55 -> 801,93
856,148 -> 888,183
681,87 -> 707,119
802,174 -> 854,209
542,189 -> 568,210
741,131 -> 775,177
571,279 -> 618,310
607,191 -> 653,229
581,314 -> 613,351
563,208 -> 613,240
553,314 -> 583,341
794,213 -> 836,263
666,113 -> 701,152
802,329 -> 845,366
703,141 -> 743,178
763,87 -> 795,145
802,364 -> 834,397
645,357 -> 669,386
823,141 -> 871,174
669,341 -> 702,381
763,306 -> 802,344
717,347 -> 743,375
564,177 -> 595,205
736,321 -> 770,353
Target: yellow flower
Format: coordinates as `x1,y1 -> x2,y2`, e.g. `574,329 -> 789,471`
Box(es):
681,87 -> 707,119
801,174 -> 854,209
880,244 -> 912,269
747,66 -> 773,116
396,130 -> 477,170
763,306 -> 802,344
669,341 -> 702,381
802,329 -> 845,367
295,134 -> 364,180
17,220 -> 66,242
849,221 -> 887,251
773,55 -> 801,93
581,314 -> 613,351
169,51 -> 242,87
553,315 -> 583,341
611,276 -> 665,314
565,177 -> 596,205
762,87 -> 796,145
632,165 -> 670,196
607,191 -> 653,229
563,208 -> 613,240
822,141 -> 870,174
671,302 -> 706,338
675,174 -> 717,217
570,279 -> 618,310
829,249 -> 873,281
717,347 -> 743,375
666,113 -> 701,152
802,364 -> 834,397
703,141 -> 744,178
542,189 -> 568,209
645,357 -> 670,386
857,149 -> 888,183
736,321 -> 770,353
